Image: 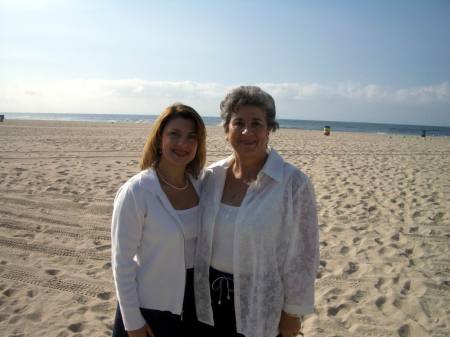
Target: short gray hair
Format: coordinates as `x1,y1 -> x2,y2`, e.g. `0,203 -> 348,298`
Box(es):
219,86 -> 279,132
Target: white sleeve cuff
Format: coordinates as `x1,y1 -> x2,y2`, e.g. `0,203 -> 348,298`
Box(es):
121,306 -> 146,331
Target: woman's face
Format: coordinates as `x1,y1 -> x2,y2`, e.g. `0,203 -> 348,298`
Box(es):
226,105 -> 269,159
159,117 -> 198,169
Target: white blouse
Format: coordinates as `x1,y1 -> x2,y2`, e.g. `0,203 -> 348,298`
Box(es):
195,148 -> 319,337
176,206 -> 199,269
211,203 -> 239,274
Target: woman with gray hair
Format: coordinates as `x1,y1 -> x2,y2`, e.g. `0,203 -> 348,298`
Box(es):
194,86 -> 319,337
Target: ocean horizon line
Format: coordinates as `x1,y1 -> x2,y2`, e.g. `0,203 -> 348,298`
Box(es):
2,111 -> 449,128
2,112 -> 450,136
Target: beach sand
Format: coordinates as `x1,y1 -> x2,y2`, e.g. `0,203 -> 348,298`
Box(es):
0,120 -> 449,337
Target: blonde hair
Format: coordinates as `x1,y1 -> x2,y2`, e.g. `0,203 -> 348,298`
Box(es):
140,103 -> 206,178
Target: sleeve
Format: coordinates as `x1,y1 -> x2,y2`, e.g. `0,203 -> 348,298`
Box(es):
282,176 -> 319,316
111,184 -> 147,331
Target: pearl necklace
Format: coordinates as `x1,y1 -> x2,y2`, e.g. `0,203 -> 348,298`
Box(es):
157,170 -> 189,190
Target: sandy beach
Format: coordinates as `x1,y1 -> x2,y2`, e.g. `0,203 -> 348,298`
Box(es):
0,119 -> 449,337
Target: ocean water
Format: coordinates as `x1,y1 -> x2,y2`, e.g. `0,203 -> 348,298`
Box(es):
3,112 -> 450,137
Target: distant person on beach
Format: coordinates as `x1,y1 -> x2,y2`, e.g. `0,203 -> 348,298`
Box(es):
194,86 -> 320,337
111,104 -> 206,337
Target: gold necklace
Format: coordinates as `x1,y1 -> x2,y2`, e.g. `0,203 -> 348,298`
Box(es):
156,170 -> 189,190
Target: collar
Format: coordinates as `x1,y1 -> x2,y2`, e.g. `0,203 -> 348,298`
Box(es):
259,147 -> 284,183
139,168 -> 162,194
208,147 -> 284,183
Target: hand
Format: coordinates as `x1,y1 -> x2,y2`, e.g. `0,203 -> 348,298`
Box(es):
279,311 -> 303,337
127,323 -> 155,337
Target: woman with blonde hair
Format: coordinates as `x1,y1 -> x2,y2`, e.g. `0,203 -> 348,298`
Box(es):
111,103 -> 206,337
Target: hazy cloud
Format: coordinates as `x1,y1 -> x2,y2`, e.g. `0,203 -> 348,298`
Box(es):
259,82 -> 450,103
1,79 -> 449,124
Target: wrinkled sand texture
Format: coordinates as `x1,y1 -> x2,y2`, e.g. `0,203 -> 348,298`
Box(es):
0,120 -> 449,337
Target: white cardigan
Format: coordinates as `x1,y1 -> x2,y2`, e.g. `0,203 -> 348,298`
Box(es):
194,149 -> 319,337
111,168 -> 201,331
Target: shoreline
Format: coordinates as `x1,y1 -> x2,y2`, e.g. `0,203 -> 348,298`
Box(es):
3,116 -> 449,137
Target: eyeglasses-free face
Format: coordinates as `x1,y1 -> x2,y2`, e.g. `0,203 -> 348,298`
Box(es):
159,117 -> 198,169
226,105 -> 269,160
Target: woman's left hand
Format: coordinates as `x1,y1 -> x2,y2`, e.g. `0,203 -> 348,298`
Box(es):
278,311 -> 303,337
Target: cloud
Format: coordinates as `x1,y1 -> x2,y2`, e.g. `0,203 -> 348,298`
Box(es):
258,81 -> 450,103
1,79 -> 449,125
104,80 -> 226,99
394,82 -> 450,103
0,79 -> 228,115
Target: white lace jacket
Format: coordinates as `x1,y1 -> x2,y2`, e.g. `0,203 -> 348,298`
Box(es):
194,148 -> 319,337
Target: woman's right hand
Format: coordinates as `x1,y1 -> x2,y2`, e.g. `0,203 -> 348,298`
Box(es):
127,323 -> 155,337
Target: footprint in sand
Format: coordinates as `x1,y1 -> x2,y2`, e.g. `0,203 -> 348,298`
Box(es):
26,289 -> 36,298
340,246 -> 350,255
3,288 -> 17,297
398,324 -> 410,337
349,290 -> 366,303
412,211 -> 421,218
68,322 -> 84,333
367,205 -> 377,212
400,280 -> 411,295
374,277 -> 384,289
344,262 -> 358,275
375,296 -> 386,309
97,292 -> 113,300
374,238 -> 383,245
327,303 -> 348,316
391,232 -> 400,241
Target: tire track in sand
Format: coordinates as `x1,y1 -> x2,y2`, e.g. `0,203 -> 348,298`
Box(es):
0,219 -> 110,241
0,265 -> 112,299
0,236 -> 109,261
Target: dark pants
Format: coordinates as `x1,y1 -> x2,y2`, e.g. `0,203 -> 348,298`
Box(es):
208,267 -> 245,337
112,269 -> 200,337
207,267 -> 282,337
112,306 -> 182,337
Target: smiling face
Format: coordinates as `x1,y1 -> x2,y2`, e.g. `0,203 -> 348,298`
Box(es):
226,105 -> 269,160
159,117 -> 198,170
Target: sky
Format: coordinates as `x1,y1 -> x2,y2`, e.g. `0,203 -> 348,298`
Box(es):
1,0 -> 450,126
